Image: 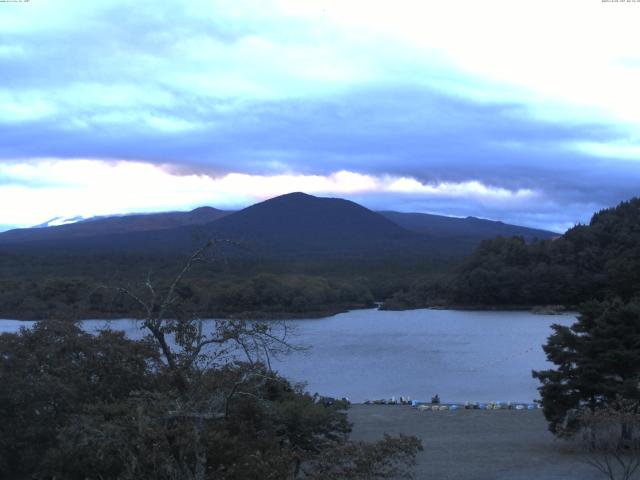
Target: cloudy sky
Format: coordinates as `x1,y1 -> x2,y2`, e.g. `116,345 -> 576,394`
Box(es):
1,0 -> 639,232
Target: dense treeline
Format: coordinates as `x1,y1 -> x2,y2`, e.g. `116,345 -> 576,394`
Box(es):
0,251 -> 447,319
384,198 -> 640,309
0,273 -> 375,320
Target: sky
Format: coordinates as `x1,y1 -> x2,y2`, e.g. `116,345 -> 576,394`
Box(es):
1,0 -> 640,232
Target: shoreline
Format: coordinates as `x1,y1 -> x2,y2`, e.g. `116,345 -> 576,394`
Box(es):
0,303 -> 577,322
0,304 -> 369,322
381,303 -> 575,314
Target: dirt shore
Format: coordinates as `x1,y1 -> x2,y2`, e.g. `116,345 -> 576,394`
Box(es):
348,405 -> 604,480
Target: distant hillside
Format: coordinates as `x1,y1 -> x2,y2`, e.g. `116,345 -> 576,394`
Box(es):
0,193 -> 559,259
383,197 -> 640,309
379,211 -> 557,242
0,207 -> 231,245
201,192 -> 418,254
0,193 -> 421,256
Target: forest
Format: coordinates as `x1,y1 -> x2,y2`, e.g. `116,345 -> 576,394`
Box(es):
384,197 -> 640,310
0,251 -> 446,320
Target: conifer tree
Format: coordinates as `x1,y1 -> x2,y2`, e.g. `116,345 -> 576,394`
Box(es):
533,299 -> 640,435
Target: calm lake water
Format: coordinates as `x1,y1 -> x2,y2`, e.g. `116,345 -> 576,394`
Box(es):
0,309 -> 576,403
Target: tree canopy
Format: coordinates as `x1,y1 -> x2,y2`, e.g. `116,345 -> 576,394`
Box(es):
0,244 -> 421,479
384,197 -> 640,309
533,299 -> 640,435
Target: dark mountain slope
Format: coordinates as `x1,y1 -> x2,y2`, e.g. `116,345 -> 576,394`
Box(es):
379,211 -> 557,241
0,193 -> 561,259
0,193 -> 423,257
202,192 -> 417,252
0,207 -> 231,245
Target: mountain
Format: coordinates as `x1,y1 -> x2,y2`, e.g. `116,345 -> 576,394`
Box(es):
200,192 -> 417,254
0,193 -> 418,256
0,207 -> 231,245
379,211 -> 557,241
0,193 -> 557,258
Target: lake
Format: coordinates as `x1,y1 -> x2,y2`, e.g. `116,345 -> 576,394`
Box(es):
0,308 -> 576,403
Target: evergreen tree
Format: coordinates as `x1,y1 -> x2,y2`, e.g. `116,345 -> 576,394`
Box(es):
533,299 -> 640,435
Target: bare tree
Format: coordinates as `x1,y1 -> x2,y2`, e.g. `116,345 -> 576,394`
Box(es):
91,241 -> 422,480
579,398 -> 640,480
115,240 -> 301,479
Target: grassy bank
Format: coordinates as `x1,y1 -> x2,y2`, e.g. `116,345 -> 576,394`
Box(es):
348,405 -> 601,480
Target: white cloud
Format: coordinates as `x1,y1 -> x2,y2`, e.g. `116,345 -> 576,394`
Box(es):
0,159 -> 538,227
0,92 -> 56,123
0,44 -> 26,58
571,141 -> 640,161
386,177 -> 535,202
2,0 -> 639,135
278,0 -> 640,124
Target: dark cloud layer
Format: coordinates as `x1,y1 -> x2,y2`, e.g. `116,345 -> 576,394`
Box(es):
1,1 -> 638,232
1,85 -> 636,226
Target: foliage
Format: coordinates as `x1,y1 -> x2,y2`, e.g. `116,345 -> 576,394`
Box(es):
533,299 -> 640,436
578,398 -> 640,480
383,197 -> 640,309
0,321 -> 159,477
0,272 -> 375,321
302,434 -> 422,479
0,235 -> 452,320
0,244 -> 422,479
380,274 -> 454,310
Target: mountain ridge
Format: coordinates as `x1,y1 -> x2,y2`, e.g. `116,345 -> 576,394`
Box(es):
0,207 -> 231,245
379,210 -> 557,242
0,193 -> 556,258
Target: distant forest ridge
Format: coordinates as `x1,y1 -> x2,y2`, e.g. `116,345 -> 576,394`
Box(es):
384,196 -> 640,310
2,194 -> 637,320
